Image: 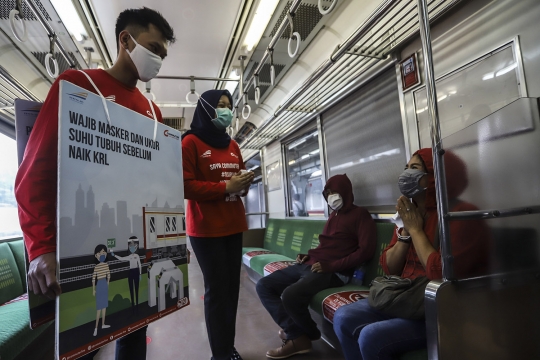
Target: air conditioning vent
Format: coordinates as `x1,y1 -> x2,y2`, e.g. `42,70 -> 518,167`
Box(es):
163,117 -> 184,131
246,62 -> 286,84
270,1 -> 325,40
247,84 -> 270,102
32,51 -> 81,75
0,0 -> 52,21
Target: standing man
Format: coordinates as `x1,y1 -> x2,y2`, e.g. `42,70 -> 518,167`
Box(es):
15,7 -> 175,360
111,236 -> 142,314
256,174 -> 376,359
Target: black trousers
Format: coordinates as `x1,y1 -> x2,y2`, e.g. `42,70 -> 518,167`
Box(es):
190,233 -> 243,360
256,263 -> 344,340
79,326 -> 147,360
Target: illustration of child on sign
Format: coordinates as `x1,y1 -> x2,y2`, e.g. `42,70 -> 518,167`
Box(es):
111,236 -> 142,314
92,244 -> 111,336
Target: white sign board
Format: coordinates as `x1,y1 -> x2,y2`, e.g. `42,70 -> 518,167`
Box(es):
56,81 -> 188,359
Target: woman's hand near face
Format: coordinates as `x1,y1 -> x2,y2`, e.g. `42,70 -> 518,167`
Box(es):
226,171 -> 254,193
396,196 -> 423,235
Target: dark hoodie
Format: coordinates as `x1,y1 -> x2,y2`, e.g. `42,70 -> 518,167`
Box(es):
305,174 -> 376,277
181,89 -> 233,148
381,148 -> 490,280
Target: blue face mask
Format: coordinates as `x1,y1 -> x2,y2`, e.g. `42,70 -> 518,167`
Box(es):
212,108 -> 234,130
99,254 -> 106,262
129,246 -> 137,253
200,96 -> 233,130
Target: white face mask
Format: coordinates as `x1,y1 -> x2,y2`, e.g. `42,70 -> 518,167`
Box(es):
327,193 -> 343,211
127,34 -> 162,82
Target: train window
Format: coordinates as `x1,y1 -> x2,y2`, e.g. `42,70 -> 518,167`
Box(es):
322,68 -> 406,212
415,43 -> 522,147
285,129 -> 324,217
0,132 -> 22,239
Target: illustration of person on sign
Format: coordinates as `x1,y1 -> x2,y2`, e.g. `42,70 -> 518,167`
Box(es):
111,236 -> 142,314
92,244 -> 111,336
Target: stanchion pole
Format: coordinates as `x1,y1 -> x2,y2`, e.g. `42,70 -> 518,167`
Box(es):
417,0 -> 454,281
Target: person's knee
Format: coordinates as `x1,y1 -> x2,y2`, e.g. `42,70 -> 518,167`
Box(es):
281,285 -> 303,311
358,323 -> 381,357
333,306 -> 348,333
255,277 -> 269,297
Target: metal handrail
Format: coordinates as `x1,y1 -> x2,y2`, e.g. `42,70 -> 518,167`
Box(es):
446,205 -> 540,221
245,212 -> 270,216
240,0 -> 462,150
242,0 -> 400,146
417,0 -> 453,281
25,0 -> 77,69
0,65 -> 40,101
233,0 -> 303,109
156,75 -> 239,82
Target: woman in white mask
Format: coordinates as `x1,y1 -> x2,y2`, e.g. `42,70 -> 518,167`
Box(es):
182,90 -> 254,360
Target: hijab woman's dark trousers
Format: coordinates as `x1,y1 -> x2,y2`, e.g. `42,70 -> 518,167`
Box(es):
190,233 -> 243,360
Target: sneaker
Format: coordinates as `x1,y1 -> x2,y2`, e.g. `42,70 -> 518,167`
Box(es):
266,335 -> 312,359
93,328 -> 97,337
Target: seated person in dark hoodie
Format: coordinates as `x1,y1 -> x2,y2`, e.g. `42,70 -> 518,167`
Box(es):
256,174 -> 376,359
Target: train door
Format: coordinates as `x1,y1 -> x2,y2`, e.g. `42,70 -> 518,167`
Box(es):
244,154 -> 266,228
283,123 -> 325,218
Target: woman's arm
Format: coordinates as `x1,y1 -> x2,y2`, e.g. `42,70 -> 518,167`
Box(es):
397,196 -> 436,270
383,234 -> 410,275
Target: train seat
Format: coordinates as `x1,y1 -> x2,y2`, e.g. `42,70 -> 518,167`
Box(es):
308,221 -> 394,318
243,220 -> 428,359
242,218 -> 326,282
0,238 -> 54,360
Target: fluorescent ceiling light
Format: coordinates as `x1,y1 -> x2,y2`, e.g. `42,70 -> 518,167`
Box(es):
289,160 -> 296,165
224,69 -> 240,94
248,165 -> 260,171
244,0 -> 280,52
156,103 -> 197,108
301,154 -> 310,160
309,149 -> 320,155
437,95 -> 448,102
51,0 -> 87,42
482,73 -> 494,81
310,170 -> 322,178
289,138 -> 306,149
496,63 -> 517,77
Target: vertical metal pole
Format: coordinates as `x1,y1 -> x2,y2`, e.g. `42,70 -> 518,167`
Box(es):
417,0 -> 454,280
316,115 -> 329,219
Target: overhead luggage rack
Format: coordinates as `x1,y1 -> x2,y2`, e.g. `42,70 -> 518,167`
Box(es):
240,0 -> 462,150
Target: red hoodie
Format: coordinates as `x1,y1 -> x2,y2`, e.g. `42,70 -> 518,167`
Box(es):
15,69 -> 162,262
380,148 -> 490,280
305,174 -> 376,276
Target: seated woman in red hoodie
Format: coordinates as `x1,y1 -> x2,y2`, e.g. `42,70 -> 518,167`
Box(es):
333,149 -> 490,360
256,174 -> 376,359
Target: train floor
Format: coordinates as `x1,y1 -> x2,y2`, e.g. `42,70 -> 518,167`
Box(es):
94,240 -> 344,360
